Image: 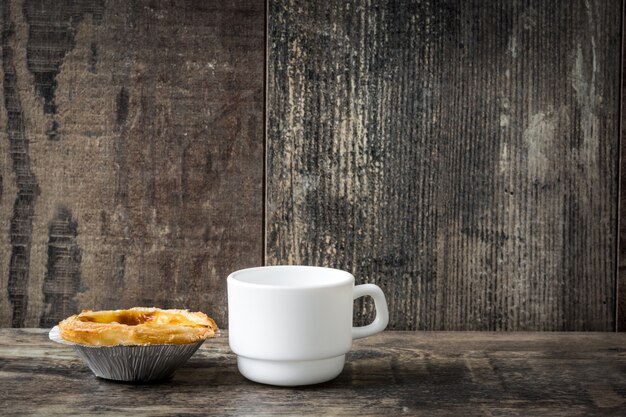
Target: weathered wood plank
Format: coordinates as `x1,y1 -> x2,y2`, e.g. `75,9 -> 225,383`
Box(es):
0,0 -> 264,327
1,0 -> 38,327
266,0 -> 622,330
617,0 -> 626,331
1,329 -> 626,416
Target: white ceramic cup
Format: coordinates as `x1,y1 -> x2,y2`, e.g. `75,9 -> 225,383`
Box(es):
227,265 -> 389,386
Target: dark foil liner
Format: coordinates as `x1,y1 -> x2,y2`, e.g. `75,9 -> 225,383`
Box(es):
49,326 -> 204,382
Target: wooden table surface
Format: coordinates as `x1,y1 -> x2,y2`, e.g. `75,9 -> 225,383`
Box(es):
1,330 -> 626,416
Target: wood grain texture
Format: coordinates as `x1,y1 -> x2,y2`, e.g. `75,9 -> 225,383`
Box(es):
1,0 -> 38,327
617,0 -> 626,331
266,0 -> 622,330
0,0 -> 264,327
2,329 -> 626,416
39,206 -> 81,327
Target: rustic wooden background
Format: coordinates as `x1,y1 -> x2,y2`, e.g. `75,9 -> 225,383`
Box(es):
0,0 -> 623,330
267,0 -> 622,331
617,1 -> 626,331
0,0 -> 264,328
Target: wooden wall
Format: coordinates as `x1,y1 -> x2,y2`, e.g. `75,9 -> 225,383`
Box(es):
0,0 -> 264,328
618,0 -> 626,332
267,0 -> 622,330
0,0 -> 623,330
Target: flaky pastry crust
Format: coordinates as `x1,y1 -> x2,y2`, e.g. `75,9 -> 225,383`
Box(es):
58,307 -> 218,346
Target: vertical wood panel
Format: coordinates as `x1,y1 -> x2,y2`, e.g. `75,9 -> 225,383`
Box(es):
0,0 -> 264,327
617,0 -> 626,331
267,0 -> 622,330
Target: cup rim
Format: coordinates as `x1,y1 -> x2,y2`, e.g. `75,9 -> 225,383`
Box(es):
227,265 -> 354,290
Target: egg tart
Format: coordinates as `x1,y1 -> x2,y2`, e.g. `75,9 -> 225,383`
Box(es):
58,307 -> 218,346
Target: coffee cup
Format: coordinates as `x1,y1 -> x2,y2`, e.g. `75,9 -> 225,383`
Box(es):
227,265 -> 389,386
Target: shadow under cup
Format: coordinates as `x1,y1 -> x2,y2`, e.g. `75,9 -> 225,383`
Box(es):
227,265 -> 388,386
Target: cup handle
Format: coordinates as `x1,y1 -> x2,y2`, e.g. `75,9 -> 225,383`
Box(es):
352,284 -> 389,340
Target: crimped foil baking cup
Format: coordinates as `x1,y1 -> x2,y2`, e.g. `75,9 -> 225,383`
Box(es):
49,326 -> 205,382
